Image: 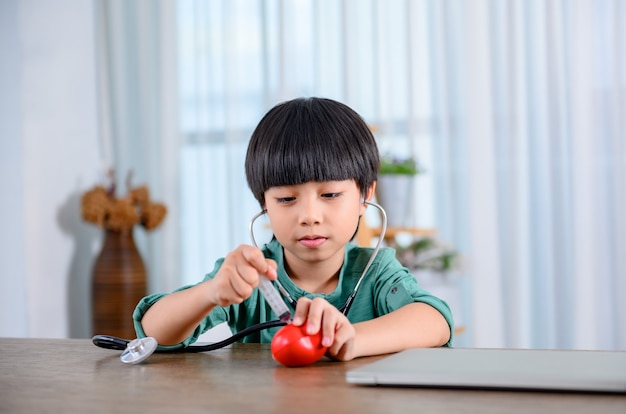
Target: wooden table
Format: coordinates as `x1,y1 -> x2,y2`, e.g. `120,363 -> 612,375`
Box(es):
1,338 -> 624,413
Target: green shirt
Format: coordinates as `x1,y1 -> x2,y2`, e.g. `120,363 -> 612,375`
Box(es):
133,240 -> 454,350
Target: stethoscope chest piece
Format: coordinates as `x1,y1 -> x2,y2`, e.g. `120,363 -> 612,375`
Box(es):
120,337 -> 158,364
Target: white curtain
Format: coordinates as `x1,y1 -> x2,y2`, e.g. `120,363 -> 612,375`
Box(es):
431,0 -> 625,349
98,0 -> 625,350
97,0 -> 181,294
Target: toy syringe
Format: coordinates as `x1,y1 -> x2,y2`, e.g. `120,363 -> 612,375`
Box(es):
258,276 -> 292,322
249,210 -> 292,322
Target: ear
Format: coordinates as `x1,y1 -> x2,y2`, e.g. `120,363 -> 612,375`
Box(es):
359,182 -> 376,214
365,181 -> 376,201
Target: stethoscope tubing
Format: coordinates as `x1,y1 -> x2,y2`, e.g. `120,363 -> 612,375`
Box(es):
93,320 -> 288,353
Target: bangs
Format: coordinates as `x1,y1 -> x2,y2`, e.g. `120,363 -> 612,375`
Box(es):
264,125 -> 365,187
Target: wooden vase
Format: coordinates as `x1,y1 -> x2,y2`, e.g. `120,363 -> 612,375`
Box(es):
91,228 -> 146,339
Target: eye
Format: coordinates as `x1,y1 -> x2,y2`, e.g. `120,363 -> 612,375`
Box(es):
321,192 -> 342,199
276,197 -> 296,204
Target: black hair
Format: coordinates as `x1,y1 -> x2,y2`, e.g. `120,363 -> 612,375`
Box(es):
245,97 -> 380,206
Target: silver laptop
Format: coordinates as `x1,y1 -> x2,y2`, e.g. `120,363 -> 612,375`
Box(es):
346,347 -> 626,393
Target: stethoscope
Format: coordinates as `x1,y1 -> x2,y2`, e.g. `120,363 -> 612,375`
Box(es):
93,200 -> 387,364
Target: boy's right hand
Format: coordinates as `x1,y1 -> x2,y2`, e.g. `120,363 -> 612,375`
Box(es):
206,244 -> 278,307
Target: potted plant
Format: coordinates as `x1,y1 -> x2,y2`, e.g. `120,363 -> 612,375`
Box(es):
396,236 -> 464,335
376,155 -> 422,227
379,155 -> 422,175
395,236 -> 460,274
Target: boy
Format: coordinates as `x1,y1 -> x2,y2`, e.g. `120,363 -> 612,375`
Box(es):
134,97 -> 453,361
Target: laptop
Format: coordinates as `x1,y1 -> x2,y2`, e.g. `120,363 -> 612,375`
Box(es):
346,347 -> 626,393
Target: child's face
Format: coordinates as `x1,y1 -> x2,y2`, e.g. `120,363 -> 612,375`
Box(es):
264,180 -> 369,267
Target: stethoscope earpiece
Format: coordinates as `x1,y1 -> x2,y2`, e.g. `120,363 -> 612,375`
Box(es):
119,337 -> 158,364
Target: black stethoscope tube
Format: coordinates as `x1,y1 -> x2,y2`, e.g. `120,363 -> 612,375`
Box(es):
93,320 -> 287,353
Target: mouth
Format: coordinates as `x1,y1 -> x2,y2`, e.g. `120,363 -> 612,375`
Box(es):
298,235 -> 327,248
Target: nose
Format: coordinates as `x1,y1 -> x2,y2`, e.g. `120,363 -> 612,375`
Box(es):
299,198 -> 322,226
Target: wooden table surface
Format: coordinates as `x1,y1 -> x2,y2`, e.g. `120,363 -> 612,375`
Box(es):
0,338 -> 624,413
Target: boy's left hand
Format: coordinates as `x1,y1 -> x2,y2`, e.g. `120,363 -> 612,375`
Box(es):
291,297 -> 357,361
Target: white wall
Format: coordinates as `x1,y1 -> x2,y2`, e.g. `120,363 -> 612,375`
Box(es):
0,0 -> 27,337
0,0 -> 101,338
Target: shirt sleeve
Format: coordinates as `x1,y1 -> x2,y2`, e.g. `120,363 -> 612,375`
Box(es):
132,258 -> 231,350
373,248 -> 455,347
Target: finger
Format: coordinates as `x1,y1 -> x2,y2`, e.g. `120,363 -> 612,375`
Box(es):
291,297 -> 312,326
303,297 -> 328,335
263,259 -> 278,280
210,260 -> 246,305
240,244 -> 274,275
321,311 -> 340,348
227,269 -> 255,301
328,341 -> 349,361
327,323 -> 355,359
234,259 -> 261,287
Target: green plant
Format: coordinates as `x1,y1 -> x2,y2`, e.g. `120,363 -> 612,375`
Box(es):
395,237 -> 460,273
379,155 -> 422,175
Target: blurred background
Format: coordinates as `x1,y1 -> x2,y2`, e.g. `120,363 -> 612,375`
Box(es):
1,0 -> 624,350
